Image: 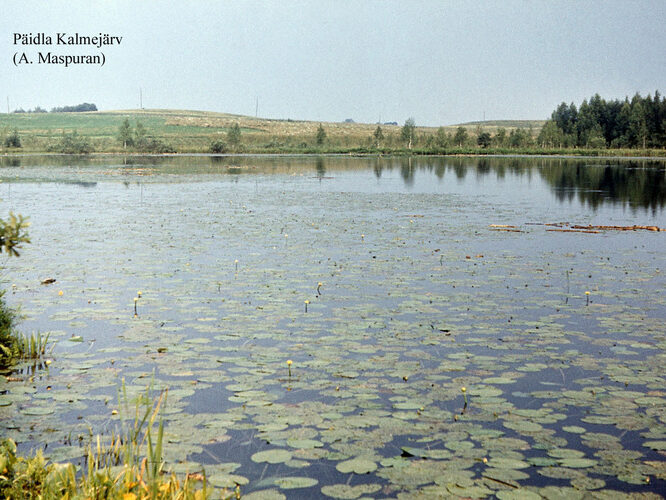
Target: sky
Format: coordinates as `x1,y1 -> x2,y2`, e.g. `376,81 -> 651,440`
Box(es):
2,0 -> 665,126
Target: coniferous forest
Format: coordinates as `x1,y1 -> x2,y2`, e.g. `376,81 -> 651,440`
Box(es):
538,92 -> 665,149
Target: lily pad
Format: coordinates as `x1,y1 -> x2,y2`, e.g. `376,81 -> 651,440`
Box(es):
241,490 -> 286,500
557,458 -> 597,468
335,457 -> 377,474
286,438 -> 323,449
251,449 -> 293,464
320,483 -> 382,499
273,476 -> 318,489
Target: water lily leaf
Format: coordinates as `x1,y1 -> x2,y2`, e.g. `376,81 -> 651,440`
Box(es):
207,473 -> 249,487
273,476 -> 318,489
335,457 -> 377,474
240,489 -> 286,500
286,438 -> 323,449
569,476 -> 605,490
320,483 -> 381,499
526,457 -> 558,467
643,440 -> 666,450
446,484 -> 494,497
381,456 -> 410,468
251,449 -> 292,464
535,486 -> 584,499
486,457 -> 530,469
495,489 -> 542,500
558,458 -> 597,468
547,448 -> 585,459
22,405 -> 55,415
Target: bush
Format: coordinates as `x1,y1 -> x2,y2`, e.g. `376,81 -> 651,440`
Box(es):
3,129 -> 21,148
0,292 -> 19,369
48,131 -> 93,154
209,140 -> 228,154
136,137 -> 176,154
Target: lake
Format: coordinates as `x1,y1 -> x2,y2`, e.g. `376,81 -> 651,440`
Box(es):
1,155 -> 665,498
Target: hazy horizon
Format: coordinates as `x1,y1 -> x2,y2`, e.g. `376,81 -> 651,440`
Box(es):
2,1 -> 665,127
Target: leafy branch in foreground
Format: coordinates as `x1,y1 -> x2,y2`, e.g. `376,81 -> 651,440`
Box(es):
0,211 -> 32,369
0,212 -> 30,257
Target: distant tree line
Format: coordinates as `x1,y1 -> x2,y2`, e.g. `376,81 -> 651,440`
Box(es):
13,103 -> 97,113
539,92 -> 665,149
50,103 -> 98,113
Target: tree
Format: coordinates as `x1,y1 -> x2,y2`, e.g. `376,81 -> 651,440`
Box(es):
629,100 -> 648,149
227,123 -> 241,149
373,126 -> 384,147
4,129 -> 21,148
400,118 -> 416,149
118,119 -> 133,149
435,127 -> 448,148
50,103 -> 97,113
494,128 -> 507,147
546,92 -> 666,149
509,129 -> 528,148
134,122 -> 148,151
316,124 -> 327,145
587,124 -> 606,149
552,102 -> 578,135
477,132 -> 491,148
453,127 -> 468,147
537,121 -> 564,148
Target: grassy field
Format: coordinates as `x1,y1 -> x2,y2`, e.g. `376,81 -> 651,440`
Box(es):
0,109 -> 544,154
0,109 -> 663,156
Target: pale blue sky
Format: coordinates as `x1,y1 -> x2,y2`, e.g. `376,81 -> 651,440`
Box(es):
2,0 -> 665,126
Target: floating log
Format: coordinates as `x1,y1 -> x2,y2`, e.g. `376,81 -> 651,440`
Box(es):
571,224 -> 661,232
547,229 -> 601,234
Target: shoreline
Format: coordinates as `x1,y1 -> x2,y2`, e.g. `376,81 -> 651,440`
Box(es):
2,151 -> 666,161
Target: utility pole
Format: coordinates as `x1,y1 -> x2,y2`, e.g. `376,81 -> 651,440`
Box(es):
255,96 -> 258,118
6,96 -> 9,114
139,88 -> 143,109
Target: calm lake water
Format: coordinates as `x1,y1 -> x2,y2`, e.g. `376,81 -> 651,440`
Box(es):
1,155 -> 665,498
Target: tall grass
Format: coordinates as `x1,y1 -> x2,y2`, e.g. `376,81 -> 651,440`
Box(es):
0,290 -> 50,370
0,380 -> 241,499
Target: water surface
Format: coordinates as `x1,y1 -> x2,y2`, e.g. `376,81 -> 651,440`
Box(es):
1,155 -> 664,498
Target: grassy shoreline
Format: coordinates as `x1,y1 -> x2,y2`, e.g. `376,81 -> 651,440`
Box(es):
2,149 -> 665,160
2,109 -> 663,158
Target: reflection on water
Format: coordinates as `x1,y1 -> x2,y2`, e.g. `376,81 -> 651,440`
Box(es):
1,154 -> 664,212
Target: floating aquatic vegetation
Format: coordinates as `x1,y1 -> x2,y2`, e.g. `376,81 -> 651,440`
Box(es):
1,156 -> 664,497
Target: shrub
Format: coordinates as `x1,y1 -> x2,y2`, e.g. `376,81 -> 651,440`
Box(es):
48,131 -> 93,154
0,292 -> 19,369
136,137 -> 176,154
209,140 -> 228,154
3,129 -> 21,148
